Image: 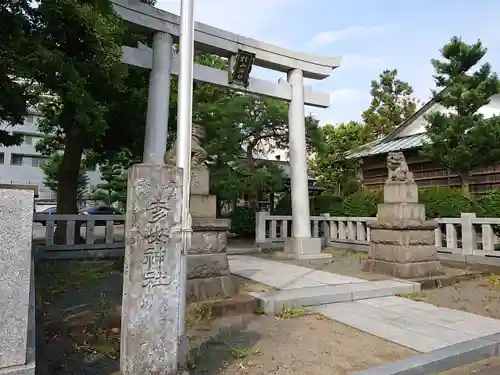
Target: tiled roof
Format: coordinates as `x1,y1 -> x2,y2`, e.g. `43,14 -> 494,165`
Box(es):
346,133 -> 429,159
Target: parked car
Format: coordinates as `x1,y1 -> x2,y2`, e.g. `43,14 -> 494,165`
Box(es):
34,206 -> 57,226
79,206 -> 125,226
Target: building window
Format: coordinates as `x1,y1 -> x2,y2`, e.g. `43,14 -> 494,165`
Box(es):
11,154 -> 23,166
25,135 -> 33,145
0,153 -> 4,164
32,157 -> 48,168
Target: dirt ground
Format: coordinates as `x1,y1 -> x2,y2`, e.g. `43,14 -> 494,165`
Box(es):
35,259 -> 416,375
409,274 -> 500,319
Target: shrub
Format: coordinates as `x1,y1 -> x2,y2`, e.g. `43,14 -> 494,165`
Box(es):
273,194 -> 292,215
343,189 -> 382,217
478,189 -> 500,218
230,206 -> 256,237
310,194 -> 344,216
419,187 -> 476,218
273,193 -> 344,216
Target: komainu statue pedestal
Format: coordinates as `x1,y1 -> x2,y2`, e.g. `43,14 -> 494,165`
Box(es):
165,124 -> 236,300
363,152 -> 441,278
187,166 -> 236,300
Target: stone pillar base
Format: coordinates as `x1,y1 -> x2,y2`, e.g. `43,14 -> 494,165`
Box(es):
363,259 -> 442,279
187,275 -> 237,301
277,237 -> 331,260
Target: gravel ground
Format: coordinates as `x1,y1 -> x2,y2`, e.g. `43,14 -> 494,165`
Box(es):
255,248 -> 493,283
35,259 -> 416,375
411,275 -> 500,319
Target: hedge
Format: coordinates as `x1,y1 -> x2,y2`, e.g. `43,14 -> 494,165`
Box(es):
229,188 -> 500,236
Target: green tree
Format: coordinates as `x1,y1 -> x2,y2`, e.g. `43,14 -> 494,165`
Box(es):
0,0 -> 40,146
198,95 -> 321,207
41,153 -> 89,200
29,0 -> 129,242
90,163 -> 128,208
310,121 -> 370,196
423,37 -> 500,195
362,69 -> 418,138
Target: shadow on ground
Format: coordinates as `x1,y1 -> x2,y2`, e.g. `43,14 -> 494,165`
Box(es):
35,259 -> 264,375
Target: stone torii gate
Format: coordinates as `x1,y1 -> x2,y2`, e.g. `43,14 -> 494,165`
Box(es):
112,0 -> 341,259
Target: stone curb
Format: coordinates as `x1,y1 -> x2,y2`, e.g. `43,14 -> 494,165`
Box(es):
249,280 -> 420,314
351,333 -> 500,375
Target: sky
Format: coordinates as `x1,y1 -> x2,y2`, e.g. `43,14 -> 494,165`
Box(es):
156,0 -> 500,128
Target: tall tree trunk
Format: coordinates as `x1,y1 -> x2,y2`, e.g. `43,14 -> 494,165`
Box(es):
54,134 -> 85,244
460,174 -> 471,196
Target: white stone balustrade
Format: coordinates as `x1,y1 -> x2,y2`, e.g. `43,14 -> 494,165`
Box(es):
255,212 -> 500,263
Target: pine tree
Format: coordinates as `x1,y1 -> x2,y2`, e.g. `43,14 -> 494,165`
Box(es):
362,69 -> 418,138
423,37 -> 500,194
90,164 -> 127,209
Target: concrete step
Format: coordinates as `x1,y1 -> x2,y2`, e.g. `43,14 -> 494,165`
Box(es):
249,279 -> 420,314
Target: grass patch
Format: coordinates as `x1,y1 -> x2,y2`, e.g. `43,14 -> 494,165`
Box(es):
275,306 -> 309,320
487,274 -> 500,289
66,292 -> 121,359
253,307 -> 266,315
185,300 -> 216,329
399,293 -> 426,301
36,261 -> 115,305
228,345 -> 262,360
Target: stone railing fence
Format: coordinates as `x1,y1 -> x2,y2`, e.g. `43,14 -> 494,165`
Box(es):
33,213 -> 125,260
255,212 -> 500,264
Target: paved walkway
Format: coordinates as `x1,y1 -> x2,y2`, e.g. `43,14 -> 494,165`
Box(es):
228,255 -> 500,353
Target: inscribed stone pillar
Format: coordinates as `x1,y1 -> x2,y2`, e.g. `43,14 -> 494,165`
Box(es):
0,189 -> 36,375
120,165 -> 183,375
164,124 -> 237,300
363,152 -> 441,278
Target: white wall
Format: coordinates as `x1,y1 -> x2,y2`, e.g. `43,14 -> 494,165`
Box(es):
0,111 -> 103,199
397,94 -> 500,139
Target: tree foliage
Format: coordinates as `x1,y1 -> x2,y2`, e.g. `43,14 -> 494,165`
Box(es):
310,121 -> 370,196
41,153 -> 89,200
90,164 -> 128,208
423,37 -> 500,194
362,69 -> 418,138
0,0 -> 40,146
198,95 -> 321,206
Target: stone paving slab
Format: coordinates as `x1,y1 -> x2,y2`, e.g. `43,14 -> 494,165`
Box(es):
313,297 -> 500,353
250,280 -> 419,314
228,255 -> 365,289
229,255 -> 500,356
352,333 -> 500,375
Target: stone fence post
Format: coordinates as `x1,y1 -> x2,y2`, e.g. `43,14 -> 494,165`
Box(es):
322,213 -> 330,247
255,211 -> 267,245
460,213 -> 477,255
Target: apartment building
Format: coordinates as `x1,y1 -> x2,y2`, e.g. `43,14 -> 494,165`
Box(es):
0,108 -> 103,199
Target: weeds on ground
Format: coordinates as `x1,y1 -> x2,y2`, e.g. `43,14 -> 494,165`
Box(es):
487,274 -> 500,289
36,261 -> 115,304
275,306 -> 309,320
68,292 -> 121,359
399,293 -> 426,302
185,300 -> 216,330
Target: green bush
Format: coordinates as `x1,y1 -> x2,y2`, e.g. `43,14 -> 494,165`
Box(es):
273,193 -> 344,216
230,206 -> 256,237
419,187 -> 476,218
310,194 -> 344,216
273,194 -> 292,215
478,189 -> 500,218
343,189 -> 382,217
